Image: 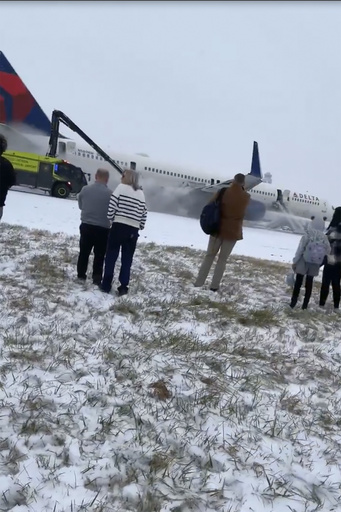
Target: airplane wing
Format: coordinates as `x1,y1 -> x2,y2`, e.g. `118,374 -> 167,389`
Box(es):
196,141 -> 263,193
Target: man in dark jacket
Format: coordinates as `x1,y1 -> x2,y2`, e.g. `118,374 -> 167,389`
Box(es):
194,173 -> 250,291
0,134 -> 16,220
319,207 -> 341,309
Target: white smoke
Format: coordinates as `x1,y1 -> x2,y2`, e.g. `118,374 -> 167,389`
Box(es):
0,122 -> 49,155
140,176 -> 209,219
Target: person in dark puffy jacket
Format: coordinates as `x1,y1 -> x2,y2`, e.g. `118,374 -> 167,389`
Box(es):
319,207 -> 341,310
0,134 -> 16,220
290,216 -> 330,309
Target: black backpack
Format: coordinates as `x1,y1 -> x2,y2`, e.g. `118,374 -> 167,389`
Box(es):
200,187 -> 227,236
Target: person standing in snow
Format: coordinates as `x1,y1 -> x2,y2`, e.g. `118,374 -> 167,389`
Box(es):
76,169 -> 112,285
194,173 -> 250,292
0,134 -> 16,220
100,169 -> 147,296
290,216 -> 330,309
319,207 -> 341,310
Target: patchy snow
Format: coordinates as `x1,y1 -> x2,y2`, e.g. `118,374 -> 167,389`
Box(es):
0,190 -> 340,512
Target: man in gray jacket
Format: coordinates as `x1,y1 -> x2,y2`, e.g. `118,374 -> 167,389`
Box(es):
77,169 -> 112,285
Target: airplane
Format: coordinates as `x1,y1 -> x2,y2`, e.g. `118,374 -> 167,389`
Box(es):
0,50 -> 335,229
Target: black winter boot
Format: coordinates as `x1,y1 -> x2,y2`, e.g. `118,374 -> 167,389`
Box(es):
290,297 -> 298,308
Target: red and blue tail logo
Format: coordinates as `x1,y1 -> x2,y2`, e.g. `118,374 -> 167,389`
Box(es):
0,51 -> 51,135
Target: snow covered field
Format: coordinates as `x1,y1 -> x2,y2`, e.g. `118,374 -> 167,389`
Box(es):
5,189 -> 301,263
0,190 -> 340,512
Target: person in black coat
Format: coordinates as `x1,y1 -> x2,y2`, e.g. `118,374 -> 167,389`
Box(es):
319,207 -> 341,309
0,134 -> 16,220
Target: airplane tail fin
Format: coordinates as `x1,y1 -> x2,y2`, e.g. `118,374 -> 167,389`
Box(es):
0,51 -> 51,135
250,141 -> 262,179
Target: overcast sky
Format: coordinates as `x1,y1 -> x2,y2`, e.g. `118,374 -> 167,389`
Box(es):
2,1 -> 341,205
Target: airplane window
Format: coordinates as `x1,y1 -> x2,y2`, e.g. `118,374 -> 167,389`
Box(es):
167,171 -> 170,175
87,154 -> 89,158
152,168 -> 155,172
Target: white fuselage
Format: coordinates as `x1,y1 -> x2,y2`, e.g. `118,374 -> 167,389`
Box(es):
66,141 -> 335,223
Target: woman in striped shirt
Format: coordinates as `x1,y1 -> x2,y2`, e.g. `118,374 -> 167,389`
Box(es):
100,169 -> 147,295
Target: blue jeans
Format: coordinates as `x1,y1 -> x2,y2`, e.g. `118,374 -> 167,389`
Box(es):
101,223 -> 139,292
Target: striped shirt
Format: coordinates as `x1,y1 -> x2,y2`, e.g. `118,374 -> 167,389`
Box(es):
107,183 -> 147,230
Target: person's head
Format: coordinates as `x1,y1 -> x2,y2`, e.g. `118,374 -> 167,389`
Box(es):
309,215 -> 325,232
95,168 -> 109,184
329,206 -> 341,228
233,173 -> 245,186
0,134 -> 7,156
121,169 -> 141,191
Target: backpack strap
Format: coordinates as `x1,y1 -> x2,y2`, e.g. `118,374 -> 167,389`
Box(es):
216,187 -> 227,203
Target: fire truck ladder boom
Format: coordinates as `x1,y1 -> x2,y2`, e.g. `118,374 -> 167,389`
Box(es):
47,110 -> 123,176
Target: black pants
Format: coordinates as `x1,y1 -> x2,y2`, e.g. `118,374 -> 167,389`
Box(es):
101,223 -> 139,293
320,264 -> 341,308
77,223 -> 109,283
291,273 -> 314,309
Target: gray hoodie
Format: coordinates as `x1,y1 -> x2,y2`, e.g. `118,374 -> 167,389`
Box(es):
293,216 -> 331,276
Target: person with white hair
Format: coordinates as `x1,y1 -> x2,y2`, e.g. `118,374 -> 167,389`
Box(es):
100,169 -> 147,296
290,215 -> 330,309
0,134 -> 16,220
